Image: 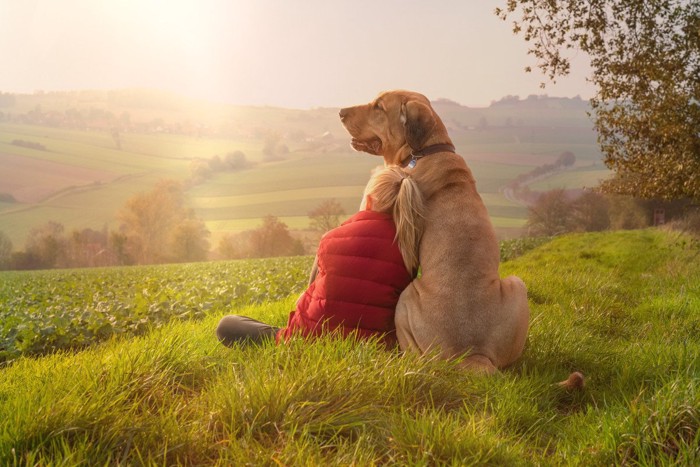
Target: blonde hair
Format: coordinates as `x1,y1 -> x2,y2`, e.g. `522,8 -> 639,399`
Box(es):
363,166 -> 425,272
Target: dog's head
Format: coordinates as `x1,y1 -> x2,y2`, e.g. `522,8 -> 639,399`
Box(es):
339,90 -> 451,166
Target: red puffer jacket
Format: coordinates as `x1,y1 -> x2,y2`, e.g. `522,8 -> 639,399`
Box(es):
277,210 -> 412,347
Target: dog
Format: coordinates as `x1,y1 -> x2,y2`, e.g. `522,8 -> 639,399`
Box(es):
339,90 -> 530,374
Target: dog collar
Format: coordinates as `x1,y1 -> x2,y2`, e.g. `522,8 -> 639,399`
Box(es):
403,143 -> 456,168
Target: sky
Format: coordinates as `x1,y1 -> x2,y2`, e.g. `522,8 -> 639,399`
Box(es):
0,0 -> 595,109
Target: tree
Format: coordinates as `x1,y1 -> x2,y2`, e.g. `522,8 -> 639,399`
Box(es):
110,127 -> 122,150
208,154 -> 225,171
171,218 -> 210,262
109,230 -> 131,265
118,180 -> 184,264
262,132 -> 286,161
250,216 -> 304,258
556,151 -> 576,168
65,228 -> 110,268
9,251 -> 42,270
526,189 -> 574,236
571,191 -> 610,232
308,199 -> 346,233
223,151 -> 250,171
607,195 -> 649,230
497,1 -> 700,201
189,159 -> 212,184
117,180 -> 210,264
24,221 -> 67,269
0,231 -> 12,270
217,231 -> 253,260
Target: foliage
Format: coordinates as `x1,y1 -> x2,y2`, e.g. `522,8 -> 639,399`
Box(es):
24,221 -> 67,269
223,150 -> 251,171
608,194 -> 649,230
217,216 -> 306,260
668,208 -> 700,238
249,215 -> 305,258
308,198 -> 346,232
0,231 -> 11,270
497,0 -> 700,201
170,218 -> 211,262
1,230 -> 698,464
526,189 -> 647,236
526,188 -> 578,235
189,151 -> 252,185
216,231 -> 254,260
0,256 -> 313,363
64,226 -> 118,268
117,179 -> 210,264
5,181 -> 212,270
11,224 -> 126,270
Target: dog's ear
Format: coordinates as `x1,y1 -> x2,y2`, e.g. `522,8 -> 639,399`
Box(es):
401,101 -> 436,150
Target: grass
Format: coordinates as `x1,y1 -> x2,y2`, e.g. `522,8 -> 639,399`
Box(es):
1,229 -> 698,464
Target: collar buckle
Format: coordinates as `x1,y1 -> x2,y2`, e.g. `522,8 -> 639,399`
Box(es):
403,143 -> 456,169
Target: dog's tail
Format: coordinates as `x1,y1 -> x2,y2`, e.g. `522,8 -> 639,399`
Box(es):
557,371 -> 585,390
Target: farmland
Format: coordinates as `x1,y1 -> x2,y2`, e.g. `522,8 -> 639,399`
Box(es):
0,91 -> 609,248
0,236 -> 549,363
0,256 -> 313,363
1,229 -> 698,464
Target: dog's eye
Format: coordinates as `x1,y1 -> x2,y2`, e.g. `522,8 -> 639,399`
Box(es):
374,101 -> 384,112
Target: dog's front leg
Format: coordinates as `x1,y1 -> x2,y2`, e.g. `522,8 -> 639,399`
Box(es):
394,284 -> 422,353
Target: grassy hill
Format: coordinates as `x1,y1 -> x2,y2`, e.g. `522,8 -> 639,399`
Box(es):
0,90 -> 609,248
1,229 -> 698,464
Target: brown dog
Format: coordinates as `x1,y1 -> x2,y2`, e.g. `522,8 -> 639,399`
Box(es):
339,90 -> 530,373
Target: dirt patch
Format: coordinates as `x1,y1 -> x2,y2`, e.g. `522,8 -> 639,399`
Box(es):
0,152 -> 120,203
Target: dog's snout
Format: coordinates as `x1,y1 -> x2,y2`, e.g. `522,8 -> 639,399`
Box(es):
339,107 -> 350,120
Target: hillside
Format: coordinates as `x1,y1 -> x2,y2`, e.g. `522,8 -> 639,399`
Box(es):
0,229 -> 697,464
0,90 -> 609,247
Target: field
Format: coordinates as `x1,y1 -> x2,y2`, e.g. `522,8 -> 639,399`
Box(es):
1,229 -> 698,464
0,92 -> 610,248
0,256 -> 313,363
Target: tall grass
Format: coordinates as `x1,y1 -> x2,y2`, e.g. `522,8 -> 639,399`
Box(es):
1,229 -> 698,465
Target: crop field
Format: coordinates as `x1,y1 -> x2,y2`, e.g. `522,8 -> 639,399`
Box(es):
0,236 -> 547,364
1,229 -> 698,464
0,151 -> 117,202
1,96 -> 606,247
0,256 -> 314,363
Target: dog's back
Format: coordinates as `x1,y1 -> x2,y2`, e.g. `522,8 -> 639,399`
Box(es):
399,152 -> 518,361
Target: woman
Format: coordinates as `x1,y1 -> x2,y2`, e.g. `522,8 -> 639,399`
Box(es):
215,166 -> 425,347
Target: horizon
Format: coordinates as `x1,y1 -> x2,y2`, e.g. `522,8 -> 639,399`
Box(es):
0,0 -> 594,109
1,86 -> 591,111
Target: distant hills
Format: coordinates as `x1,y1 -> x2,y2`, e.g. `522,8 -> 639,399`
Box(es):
0,88 -> 594,138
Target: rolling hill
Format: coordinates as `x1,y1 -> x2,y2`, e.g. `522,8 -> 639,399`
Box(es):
0,90 -> 609,248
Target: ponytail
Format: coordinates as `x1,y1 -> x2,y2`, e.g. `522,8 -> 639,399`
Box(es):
394,175 -> 425,273
364,167 -> 425,272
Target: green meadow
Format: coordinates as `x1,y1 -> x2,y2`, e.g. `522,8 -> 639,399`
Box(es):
1,229 -> 698,464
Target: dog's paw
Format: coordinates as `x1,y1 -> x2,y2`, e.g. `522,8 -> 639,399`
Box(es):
557,371 -> 585,390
